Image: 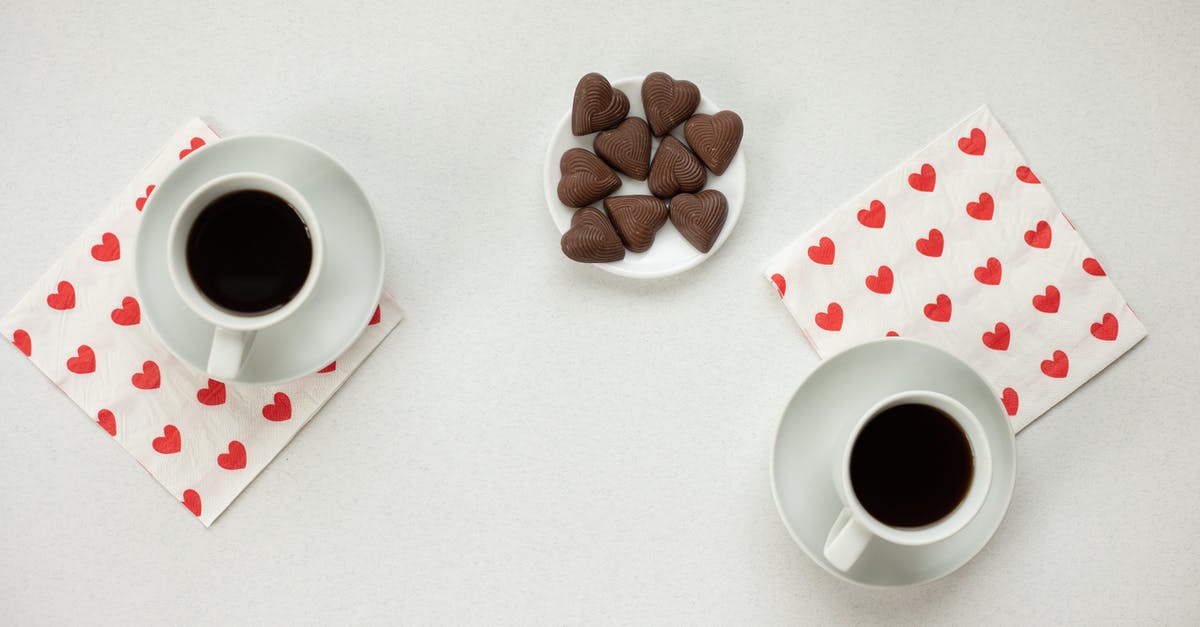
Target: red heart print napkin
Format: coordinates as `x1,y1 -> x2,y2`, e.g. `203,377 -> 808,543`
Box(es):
1,119 -> 403,525
764,106 -> 1145,431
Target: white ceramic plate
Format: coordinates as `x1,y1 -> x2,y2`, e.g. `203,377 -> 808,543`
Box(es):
135,134 -> 385,384
543,76 -> 746,278
770,338 -> 1017,587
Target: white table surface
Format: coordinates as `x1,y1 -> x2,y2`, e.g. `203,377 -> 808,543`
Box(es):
2,2 -> 1198,624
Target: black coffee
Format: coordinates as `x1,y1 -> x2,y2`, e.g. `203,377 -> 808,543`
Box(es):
186,190 -> 312,314
849,403 -> 973,528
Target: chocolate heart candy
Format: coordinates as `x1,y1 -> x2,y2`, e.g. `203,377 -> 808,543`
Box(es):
561,206 -> 625,263
684,111 -> 743,176
594,117 -> 651,180
642,71 -> 700,137
670,189 -> 728,253
648,136 -> 706,198
572,73 -> 630,136
603,195 -> 668,253
557,148 -> 621,207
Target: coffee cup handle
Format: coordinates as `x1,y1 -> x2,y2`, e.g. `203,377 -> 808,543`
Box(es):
824,508 -> 873,571
207,327 -> 255,379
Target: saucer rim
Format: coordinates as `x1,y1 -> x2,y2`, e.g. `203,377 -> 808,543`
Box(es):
136,133 -> 385,385
768,337 -> 1017,589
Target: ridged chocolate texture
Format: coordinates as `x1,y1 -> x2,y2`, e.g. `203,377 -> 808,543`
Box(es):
572,73 -> 630,136
603,195 -> 668,253
669,189 -> 728,253
594,117 -> 651,180
641,71 -> 700,137
647,136 -> 706,198
561,206 -> 625,263
684,111 -> 743,176
557,148 -> 621,207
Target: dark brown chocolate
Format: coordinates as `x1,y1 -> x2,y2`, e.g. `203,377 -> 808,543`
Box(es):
561,206 -> 625,263
594,117 -> 651,180
557,148 -> 621,207
641,72 -> 700,137
572,73 -> 630,136
647,136 -> 706,198
669,189 -> 728,253
603,195 -> 668,253
684,111 -> 743,176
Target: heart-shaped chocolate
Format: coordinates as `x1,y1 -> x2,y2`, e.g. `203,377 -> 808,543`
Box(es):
642,71 -> 700,137
572,73 -> 630,136
684,111 -> 742,175
557,148 -> 621,207
603,195 -> 668,253
669,189 -> 728,253
561,206 -> 625,263
594,117 -> 651,180
648,136 -> 706,198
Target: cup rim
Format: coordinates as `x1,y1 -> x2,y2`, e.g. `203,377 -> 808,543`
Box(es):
165,171 -> 325,331
839,389 -> 993,546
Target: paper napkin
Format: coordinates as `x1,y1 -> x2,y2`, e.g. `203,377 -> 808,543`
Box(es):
764,106 -> 1145,432
1,119 -> 403,525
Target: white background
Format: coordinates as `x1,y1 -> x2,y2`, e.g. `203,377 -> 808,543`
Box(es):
1,1 -> 1197,624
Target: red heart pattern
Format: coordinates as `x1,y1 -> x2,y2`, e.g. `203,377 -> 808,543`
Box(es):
915,229 -> 944,257
1041,350 -> 1069,378
857,200 -> 886,228
907,163 -> 936,192
982,322 -> 1010,351
762,110 -> 1145,435
46,281 -> 76,310
1024,220 -> 1052,249
110,296 -> 140,326
182,490 -> 202,517
13,329 -> 31,356
770,274 -> 786,298
973,257 -> 1002,285
90,232 -> 120,261
923,294 -> 952,322
1091,313 -> 1118,341
1032,285 -> 1060,314
67,345 -> 95,374
865,265 -> 893,294
957,128 -> 986,155
178,137 -> 205,159
97,409 -> 117,436
135,185 -> 155,211
965,193 -> 994,221
152,425 -> 181,454
262,392 -> 292,422
1001,388 -> 1019,416
815,302 -> 843,331
131,360 -> 161,389
807,237 -> 835,265
197,379 -> 226,406
217,441 -> 246,470
0,125 -> 406,525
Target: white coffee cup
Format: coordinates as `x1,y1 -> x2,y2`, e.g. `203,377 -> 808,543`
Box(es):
823,390 -> 993,571
166,172 -> 324,379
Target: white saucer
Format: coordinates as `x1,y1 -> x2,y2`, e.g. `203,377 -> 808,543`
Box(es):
543,76 -> 747,278
136,134 -> 384,384
770,338 -> 1017,587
